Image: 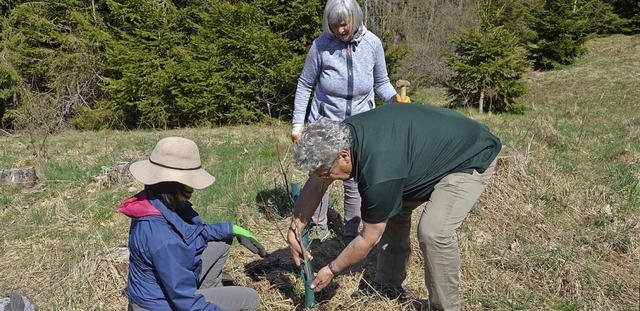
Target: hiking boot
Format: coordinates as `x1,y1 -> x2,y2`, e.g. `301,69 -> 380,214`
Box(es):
306,225 -> 331,242
372,281 -> 410,301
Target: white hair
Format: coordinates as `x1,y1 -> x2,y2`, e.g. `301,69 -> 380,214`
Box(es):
322,0 -> 364,40
294,118 -> 351,171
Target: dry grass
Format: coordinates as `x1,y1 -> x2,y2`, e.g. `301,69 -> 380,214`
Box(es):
0,35 -> 639,310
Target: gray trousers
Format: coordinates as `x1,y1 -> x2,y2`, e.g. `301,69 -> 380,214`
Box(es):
374,160 -> 496,311
311,177 -> 362,238
128,241 -> 260,311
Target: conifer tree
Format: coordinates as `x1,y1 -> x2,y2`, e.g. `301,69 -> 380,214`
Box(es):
528,0 -> 592,70
84,0 -> 304,128
605,0 -> 640,33
1,0 -> 322,129
0,1 -> 104,131
0,61 -> 20,127
444,0 -> 531,113
252,0 -> 323,53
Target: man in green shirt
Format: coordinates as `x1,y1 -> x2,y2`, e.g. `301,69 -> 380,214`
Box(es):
287,103 -> 501,311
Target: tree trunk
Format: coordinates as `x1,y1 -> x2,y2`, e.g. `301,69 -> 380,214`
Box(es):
479,90 -> 484,113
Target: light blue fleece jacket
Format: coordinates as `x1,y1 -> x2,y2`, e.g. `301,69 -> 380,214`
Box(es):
292,24 -> 397,125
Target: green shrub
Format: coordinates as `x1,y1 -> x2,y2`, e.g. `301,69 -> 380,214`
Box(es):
444,26 -> 530,113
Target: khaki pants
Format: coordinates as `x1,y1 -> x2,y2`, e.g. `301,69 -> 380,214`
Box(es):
374,160 -> 496,311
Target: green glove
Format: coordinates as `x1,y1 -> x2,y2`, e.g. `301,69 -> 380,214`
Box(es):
233,225 -> 267,257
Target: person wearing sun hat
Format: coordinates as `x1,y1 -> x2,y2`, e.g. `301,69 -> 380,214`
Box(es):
119,136 -> 266,311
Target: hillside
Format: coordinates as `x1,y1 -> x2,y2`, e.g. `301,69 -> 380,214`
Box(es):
0,34 -> 638,310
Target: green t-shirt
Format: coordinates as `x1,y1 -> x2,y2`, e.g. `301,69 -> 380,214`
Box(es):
344,103 -> 502,223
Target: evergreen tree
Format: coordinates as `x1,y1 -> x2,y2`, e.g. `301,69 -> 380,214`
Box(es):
250,0 -> 324,54
0,57 -> 20,127
584,0 -> 627,35
606,0 -> 640,33
1,1 -> 386,129
82,0 -> 304,129
444,0 -> 531,113
0,0 -> 104,131
528,0 -> 593,70
480,0 -> 537,44
174,1 -> 302,125
89,0 -> 187,129
0,0 -> 20,19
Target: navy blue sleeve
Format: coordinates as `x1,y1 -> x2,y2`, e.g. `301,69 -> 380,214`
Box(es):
151,239 -> 226,311
201,221 -> 234,242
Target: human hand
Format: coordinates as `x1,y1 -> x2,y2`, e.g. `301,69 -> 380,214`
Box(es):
395,94 -> 411,103
287,225 -> 313,266
233,225 -> 267,257
291,124 -> 305,143
310,263 -> 336,292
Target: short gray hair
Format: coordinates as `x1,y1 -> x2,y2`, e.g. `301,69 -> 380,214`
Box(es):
322,0 -> 363,39
294,118 -> 352,172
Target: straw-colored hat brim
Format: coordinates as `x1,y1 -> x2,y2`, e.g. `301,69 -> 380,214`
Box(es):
130,160 -> 215,189
129,136 -> 215,189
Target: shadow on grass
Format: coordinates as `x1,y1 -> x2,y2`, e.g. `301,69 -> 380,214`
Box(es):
255,187 -> 294,219
250,186 -> 399,308
242,242 -> 342,309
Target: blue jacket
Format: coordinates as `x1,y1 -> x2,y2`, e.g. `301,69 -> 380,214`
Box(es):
292,24 -> 397,125
119,191 -> 233,310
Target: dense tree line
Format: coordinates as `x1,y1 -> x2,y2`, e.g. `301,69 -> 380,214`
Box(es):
0,0 -> 323,130
0,0 -> 638,131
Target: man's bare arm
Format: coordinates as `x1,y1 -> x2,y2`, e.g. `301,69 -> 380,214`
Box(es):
310,220 -> 387,291
287,174 -> 333,266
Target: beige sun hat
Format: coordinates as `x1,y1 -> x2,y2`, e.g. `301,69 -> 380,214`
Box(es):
129,137 -> 215,189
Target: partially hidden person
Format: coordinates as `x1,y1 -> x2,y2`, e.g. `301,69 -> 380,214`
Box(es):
291,0 -> 410,243
287,103 -> 501,311
120,136 -> 267,311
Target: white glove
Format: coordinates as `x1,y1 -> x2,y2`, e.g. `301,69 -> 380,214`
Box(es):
291,124 -> 304,143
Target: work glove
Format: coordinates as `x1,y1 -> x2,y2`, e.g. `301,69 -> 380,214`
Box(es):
291,123 -> 304,143
233,225 -> 267,257
395,94 -> 411,103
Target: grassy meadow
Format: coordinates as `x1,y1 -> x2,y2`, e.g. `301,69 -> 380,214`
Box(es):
0,34 -> 638,310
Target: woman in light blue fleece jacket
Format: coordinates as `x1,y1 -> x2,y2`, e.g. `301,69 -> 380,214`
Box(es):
291,0 -> 406,242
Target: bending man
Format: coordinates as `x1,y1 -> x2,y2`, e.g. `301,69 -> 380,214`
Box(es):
287,103 -> 501,311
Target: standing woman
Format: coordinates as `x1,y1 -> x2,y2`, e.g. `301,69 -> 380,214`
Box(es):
291,0 -> 409,241
120,137 -> 267,311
